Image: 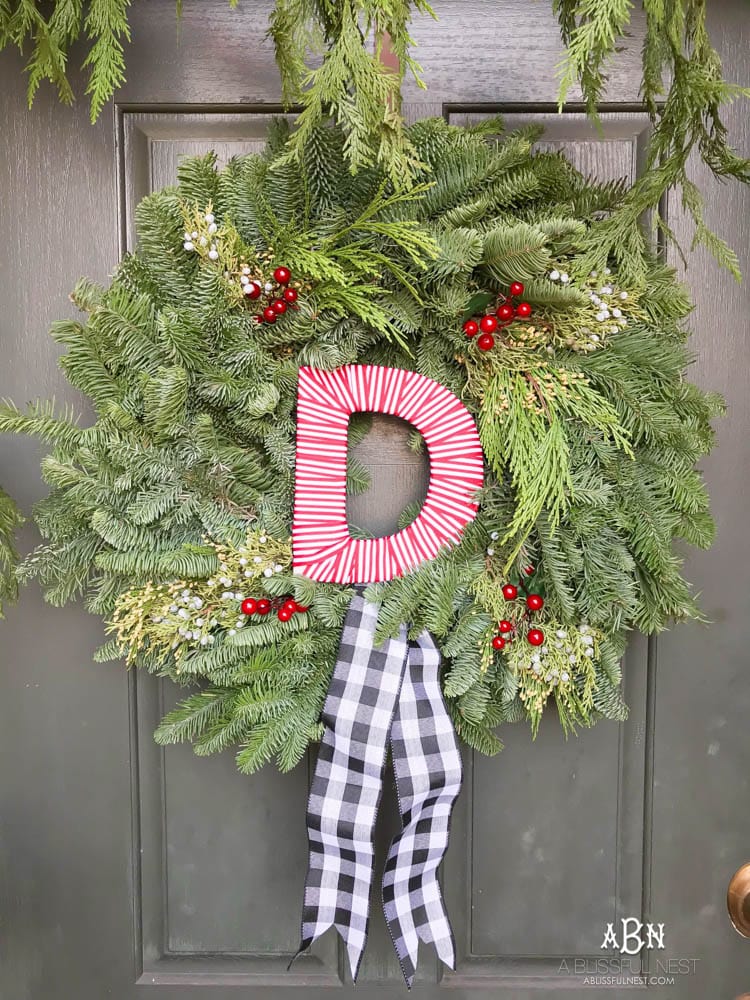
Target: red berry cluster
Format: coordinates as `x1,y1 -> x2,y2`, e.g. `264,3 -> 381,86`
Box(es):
241,595 -> 309,622
242,265 -> 300,324
463,280 -> 533,352
490,564 -> 545,649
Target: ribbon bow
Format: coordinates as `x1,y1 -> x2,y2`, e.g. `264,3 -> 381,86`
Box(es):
294,591 -> 462,986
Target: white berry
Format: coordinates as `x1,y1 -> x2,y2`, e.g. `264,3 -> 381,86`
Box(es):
620,291 -> 628,300
208,249 -> 219,260
204,212 -> 215,223
208,223 -> 218,234
560,272 -> 570,283
490,531 -> 499,540
549,269 -> 560,281
561,671 -> 570,682
183,241 -> 195,251
263,567 -> 273,578
486,547 -> 494,556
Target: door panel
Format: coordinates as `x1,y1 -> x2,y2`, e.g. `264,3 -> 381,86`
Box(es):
1,2 -> 749,999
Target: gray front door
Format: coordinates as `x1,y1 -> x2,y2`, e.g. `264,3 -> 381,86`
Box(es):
2,2 -> 749,997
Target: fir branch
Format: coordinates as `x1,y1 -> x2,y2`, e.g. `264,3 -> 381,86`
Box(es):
0,486 -> 23,616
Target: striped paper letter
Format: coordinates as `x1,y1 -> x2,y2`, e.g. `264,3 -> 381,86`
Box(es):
292,365 -> 483,584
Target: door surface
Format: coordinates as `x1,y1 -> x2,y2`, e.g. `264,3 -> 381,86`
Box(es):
1,2 -> 749,998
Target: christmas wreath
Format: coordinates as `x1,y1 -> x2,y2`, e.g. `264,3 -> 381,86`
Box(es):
1,117 -> 721,768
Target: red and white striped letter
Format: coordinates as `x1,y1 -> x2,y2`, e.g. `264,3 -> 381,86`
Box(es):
292,365 -> 483,584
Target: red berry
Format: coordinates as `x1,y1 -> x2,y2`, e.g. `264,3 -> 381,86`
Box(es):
256,599 -> 271,615
499,619 -> 513,634
509,281 -> 524,297
273,266 -> 291,285
296,604 -> 309,613
244,281 -> 262,299
283,287 -> 298,303
501,584 -> 518,601
524,565 -> 535,576
282,598 -> 298,613
241,598 -> 258,616
479,314 -> 498,334
272,298 -> 287,314
516,301 -> 532,318
497,303 -> 515,321
263,306 -> 277,323
278,607 -> 293,622
526,593 -> 544,611
492,636 -> 506,651
255,315 -> 264,324
527,628 -> 545,646
477,333 -> 495,351
463,319 -> 479,337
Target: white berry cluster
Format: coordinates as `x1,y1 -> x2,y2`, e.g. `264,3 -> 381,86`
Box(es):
548,265 -> 635,351
183,210 -> 220,259
514,620 -> 600,717
585,268 -> 629,340
111,531 -> 293,665
155,587 -> 217,650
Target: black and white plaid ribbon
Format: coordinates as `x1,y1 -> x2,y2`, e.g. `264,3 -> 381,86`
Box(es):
294,591 -> 462,987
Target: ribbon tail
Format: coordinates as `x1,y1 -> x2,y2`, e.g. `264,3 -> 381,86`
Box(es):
295,592 -> 408,982
382,632 -> 463,988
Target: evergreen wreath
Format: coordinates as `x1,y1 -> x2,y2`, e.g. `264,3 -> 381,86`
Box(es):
0,117 -> 722,771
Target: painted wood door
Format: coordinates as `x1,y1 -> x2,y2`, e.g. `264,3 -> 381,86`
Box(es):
1,2 -> 749,997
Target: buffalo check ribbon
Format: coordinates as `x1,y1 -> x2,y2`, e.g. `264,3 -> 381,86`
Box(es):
294,591 -> 462,987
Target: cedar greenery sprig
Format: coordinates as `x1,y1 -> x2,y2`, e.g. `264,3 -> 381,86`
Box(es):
554,0 -> 750,281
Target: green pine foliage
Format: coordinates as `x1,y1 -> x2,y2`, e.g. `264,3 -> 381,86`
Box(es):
2,1 -> 747,275
0,486 -> 23,616
0,118 -> 721,769
555,0 -> 750,280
